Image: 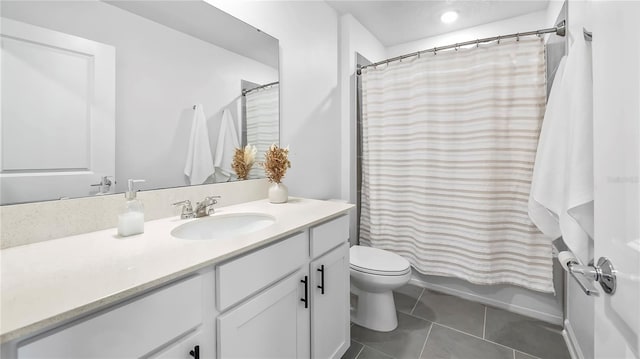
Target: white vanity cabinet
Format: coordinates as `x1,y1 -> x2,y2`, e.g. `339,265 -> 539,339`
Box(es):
16,269 -> 216,359
7,213 -> 350,359
309,242 -> 350,359
216,215 -> 350,359
217,268 -> 311,358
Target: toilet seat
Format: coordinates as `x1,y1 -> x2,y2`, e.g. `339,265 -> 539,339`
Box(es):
350,246 -> 410,276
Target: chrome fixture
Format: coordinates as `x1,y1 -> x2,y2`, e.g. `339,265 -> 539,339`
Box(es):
567,257 -> 617,296
357,20 -> 567,75
195,196 -> 220,217
173,200 -> 195,219
91,176 -> 114,194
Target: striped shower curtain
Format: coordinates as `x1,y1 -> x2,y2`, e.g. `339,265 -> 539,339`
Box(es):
245,83 -> 279,179
360,38 -> 554,293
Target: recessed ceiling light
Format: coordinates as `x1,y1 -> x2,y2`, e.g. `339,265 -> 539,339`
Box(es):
441,11 -> 458,24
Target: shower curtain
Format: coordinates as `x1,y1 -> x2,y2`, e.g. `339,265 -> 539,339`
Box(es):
245,83 -> 279,179
360,38 -> 553,293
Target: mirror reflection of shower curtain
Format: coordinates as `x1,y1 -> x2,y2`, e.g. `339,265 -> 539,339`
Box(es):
359,38 -> 553,293
244,83 -> 280,179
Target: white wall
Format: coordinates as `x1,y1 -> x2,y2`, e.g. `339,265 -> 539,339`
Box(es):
1,1 -> 277,193
338,13 -> 386,245
206,0 -> 342,200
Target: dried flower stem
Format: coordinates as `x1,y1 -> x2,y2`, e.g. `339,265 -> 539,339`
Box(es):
262,144 -> 291,183
232,145 -> 256,180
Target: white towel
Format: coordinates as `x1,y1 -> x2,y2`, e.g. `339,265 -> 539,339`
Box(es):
184,104 -> 214,185
529,38 -> 594,262
213,108 -> 240,181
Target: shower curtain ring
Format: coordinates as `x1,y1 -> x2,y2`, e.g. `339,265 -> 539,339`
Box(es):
433,47 -> 437,55
476,39 -> 480,48
517,33 -> 520,41
497,36 -> 501,44
455,43 -> 459,51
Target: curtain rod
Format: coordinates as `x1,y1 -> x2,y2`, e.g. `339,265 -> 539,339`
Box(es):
357,20 -> 566,75
242,81 -> 279,96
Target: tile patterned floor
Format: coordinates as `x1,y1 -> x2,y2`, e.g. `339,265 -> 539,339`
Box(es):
343,284 -> 571,359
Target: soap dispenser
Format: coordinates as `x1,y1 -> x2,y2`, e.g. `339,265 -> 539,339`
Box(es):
118,179 -> 146,237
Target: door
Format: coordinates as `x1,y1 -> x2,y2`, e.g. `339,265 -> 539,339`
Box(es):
591,2 -> 640,358
217,269 -> 310,358
0,18 -> 115,204
310,243 -> 350,359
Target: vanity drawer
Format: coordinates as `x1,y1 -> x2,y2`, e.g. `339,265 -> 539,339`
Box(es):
216,232 -> 308,311
18,275 -> 203,359
310,215 -> 349,258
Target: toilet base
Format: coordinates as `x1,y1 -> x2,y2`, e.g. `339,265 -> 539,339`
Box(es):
350,286 -> 398,332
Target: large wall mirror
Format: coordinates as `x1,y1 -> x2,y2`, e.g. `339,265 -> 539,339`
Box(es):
0,0 -> 279,205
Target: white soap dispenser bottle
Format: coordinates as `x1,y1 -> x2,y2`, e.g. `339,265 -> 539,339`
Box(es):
118,179 -> 146,237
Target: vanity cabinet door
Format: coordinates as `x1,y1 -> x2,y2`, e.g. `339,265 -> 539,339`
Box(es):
310,243 -> 350,359
151,328 -> 207,359
217,269 -> 310,359
17,274 -> 209,359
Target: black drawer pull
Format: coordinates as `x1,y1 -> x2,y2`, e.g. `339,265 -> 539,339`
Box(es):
317,265 -> 325,295
301,276 -> 309,308
189,345 -> 199,359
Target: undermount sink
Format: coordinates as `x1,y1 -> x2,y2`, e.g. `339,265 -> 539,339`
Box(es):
171,213 -> 276,240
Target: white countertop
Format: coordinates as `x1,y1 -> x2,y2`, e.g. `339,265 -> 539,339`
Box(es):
0,198 -> 353,343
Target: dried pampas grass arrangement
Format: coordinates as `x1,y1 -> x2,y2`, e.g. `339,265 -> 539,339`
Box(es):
232,144 -> 257,180
262,144 -> 291,183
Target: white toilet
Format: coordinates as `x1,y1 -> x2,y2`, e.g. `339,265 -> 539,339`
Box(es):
349,245 -> 411,332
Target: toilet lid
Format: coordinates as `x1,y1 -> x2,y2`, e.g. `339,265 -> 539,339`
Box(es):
350,246 -> 410,275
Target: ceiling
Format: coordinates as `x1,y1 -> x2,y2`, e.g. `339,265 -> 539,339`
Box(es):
326,0 -> 550,47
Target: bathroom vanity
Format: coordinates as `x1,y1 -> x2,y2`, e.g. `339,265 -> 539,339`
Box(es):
0,198 -> 353,359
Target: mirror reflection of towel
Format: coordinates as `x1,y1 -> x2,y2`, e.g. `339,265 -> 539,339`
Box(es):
184,104 -> 214,185
213,109 -> 240,181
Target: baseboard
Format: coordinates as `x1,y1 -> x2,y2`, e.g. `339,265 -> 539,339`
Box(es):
409,277 -> 564,326
562,319 -> 585,359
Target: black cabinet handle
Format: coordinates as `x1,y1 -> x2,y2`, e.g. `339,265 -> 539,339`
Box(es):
317,265 -> 325,295
189,345 -> 199,359
301,276 -> 308,308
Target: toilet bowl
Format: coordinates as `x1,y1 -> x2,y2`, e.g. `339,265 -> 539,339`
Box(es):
350,245 -> 411,332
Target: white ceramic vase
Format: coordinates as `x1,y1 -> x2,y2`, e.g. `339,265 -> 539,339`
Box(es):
268,182 -> 288,203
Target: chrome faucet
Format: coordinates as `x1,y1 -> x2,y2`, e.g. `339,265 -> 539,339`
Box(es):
172,200 -> 195,219
195,196 -> 220,217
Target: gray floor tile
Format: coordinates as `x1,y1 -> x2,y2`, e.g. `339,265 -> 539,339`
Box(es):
515,351 -> 539,359
421,324 -> 513,359
484,307 -> 570,359
393,284 -> 423,314
351,311 -> 432,359
357,345 -> 394,359
411,289 -> 485,337
342,340 -> 364,359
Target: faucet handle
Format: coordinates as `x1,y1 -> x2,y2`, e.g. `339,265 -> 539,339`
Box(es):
172,199 -> 192,207
172,200 -> 195,219
204,195 -> 221,205
204,196 -> 221,215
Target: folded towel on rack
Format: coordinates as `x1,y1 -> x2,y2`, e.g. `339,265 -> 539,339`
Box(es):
213,108 -> 240,181
529,37 -> 594,263
184,104 -> 215,185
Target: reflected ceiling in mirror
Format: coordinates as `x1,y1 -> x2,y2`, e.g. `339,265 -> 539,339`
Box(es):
0,0 -> 279,205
